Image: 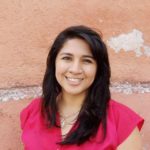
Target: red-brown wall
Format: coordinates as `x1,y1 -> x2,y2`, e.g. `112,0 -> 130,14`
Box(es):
0,0 -> 149,149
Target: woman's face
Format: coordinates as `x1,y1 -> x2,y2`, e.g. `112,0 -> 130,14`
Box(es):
55,38 -> 97,96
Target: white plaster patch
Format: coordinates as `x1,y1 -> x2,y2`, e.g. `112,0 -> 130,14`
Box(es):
0,86 -> 42,102
107,29 -> 150,57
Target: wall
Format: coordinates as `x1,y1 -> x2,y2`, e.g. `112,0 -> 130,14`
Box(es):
0,0 -> 149,149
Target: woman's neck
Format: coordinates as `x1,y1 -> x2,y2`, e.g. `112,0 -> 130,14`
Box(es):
57,92 -> 86,114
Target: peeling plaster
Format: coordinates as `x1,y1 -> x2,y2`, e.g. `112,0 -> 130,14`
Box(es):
0,83 -> 150,102
107,29 -> 150,57
0,86 -> 42,102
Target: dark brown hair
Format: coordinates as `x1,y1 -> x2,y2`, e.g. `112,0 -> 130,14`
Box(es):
42,25 -> 111,145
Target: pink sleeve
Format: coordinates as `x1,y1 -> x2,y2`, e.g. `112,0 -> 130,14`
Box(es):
112,101 -> 144,145
20,98 -> 41,129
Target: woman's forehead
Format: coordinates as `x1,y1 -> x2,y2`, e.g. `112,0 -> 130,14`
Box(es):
58,38 -> 93,56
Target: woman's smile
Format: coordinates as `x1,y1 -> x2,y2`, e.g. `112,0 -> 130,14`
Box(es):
55,38 -> 97,96
65,76 -> 84,86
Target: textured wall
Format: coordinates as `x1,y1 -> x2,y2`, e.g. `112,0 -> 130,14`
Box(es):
0,0 -> 150,88
0,0 -> 150,149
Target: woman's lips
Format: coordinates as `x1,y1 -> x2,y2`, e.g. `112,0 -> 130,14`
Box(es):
65,76 -> 83,85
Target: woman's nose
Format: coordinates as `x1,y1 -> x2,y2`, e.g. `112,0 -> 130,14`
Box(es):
68,61 -> 83,74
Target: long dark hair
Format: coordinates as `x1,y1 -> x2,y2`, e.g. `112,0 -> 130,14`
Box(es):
42,25 -> 111,145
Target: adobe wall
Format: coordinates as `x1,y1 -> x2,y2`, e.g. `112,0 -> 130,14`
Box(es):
0,0 -> 149,149
0,0 -> 150,88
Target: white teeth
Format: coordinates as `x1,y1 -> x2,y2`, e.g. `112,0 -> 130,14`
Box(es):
66,77 -> 83,83
68,78 -> 82,82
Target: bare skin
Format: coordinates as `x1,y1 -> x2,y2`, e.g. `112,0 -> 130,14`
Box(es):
57,94 -> 82,137
117,127 -> 142,150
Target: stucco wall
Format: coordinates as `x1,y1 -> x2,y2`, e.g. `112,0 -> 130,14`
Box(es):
0,0 -> 149,149
0,0 -> 150,88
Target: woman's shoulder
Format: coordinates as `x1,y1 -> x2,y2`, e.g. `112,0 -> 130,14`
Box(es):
21,97 -> 42,113
108,99 -> 139,115
107,99 -> 144,145
108,99 -> 142,118
109,99 -> 130,109
108,99 -> 144,128
20,97 -> 43,129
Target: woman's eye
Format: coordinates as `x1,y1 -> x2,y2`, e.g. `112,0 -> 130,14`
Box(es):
62,57 -> 71,60
83,59 -> 92,63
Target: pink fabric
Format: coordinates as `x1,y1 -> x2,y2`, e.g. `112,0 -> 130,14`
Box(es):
20,98 -> 144,150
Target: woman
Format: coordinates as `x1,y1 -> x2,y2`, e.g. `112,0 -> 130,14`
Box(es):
20,25 -> 144,150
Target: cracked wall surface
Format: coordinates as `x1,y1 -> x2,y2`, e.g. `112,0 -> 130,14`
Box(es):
0,0 -> 150,149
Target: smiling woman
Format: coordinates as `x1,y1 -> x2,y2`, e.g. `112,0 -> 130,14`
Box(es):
55,38 -> 97,97
20,25 -> 144,150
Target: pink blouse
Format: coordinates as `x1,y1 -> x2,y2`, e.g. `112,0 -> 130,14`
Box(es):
20,98 -> 144,150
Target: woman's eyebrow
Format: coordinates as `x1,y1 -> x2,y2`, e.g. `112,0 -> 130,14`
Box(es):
59,53 -> 94,59
59,52 -> 72,56
82,55 -> 94,59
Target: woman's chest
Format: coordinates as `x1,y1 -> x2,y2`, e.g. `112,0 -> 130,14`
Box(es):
22,125 -> 117,150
